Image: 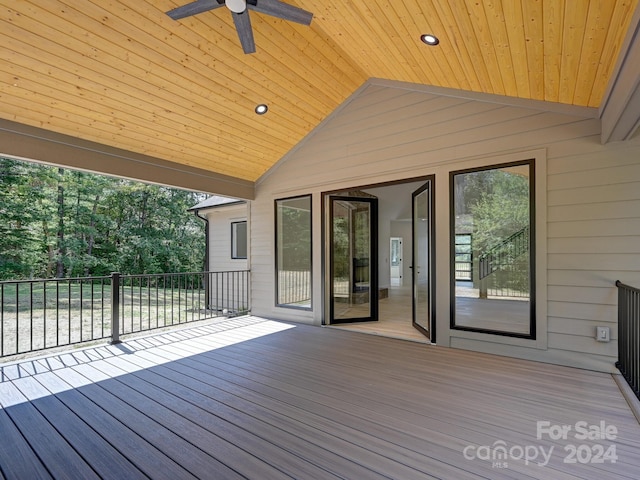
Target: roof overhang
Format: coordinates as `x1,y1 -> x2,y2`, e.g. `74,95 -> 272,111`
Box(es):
0,118 -> 254,199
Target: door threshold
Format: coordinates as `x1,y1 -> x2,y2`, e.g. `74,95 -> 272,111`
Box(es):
324,324 -> 433,344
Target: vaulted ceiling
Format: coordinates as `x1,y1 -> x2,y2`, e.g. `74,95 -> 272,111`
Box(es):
1,0 -> 639,188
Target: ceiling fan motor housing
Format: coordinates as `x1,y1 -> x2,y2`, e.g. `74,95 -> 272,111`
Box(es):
226,0 -> 247,13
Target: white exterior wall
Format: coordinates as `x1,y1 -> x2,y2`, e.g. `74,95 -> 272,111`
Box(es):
251,81 -> 640,372
203,203 -> 249,272
200,203 -> 249,314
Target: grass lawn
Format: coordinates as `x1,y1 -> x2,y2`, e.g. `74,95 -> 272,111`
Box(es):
0,279 -> 223,358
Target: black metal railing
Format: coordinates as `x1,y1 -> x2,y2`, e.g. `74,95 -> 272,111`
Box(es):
0,275 -> 111,358
0,270 -> 250,358
478,226 -> 530,298
277,270 -> 311,306
616,280 -> 640,400
479,226 -> 529,279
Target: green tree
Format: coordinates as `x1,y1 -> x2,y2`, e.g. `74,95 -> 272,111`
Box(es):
459,167 -> 531,294
104,183 -> 205,274
469,170 -> 530,253
1,158 -> 206,279
0,159 -> 58,279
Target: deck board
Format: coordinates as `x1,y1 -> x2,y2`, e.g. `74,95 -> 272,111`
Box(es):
118,366 -> 348,480
34,371 -> 196,480
121,351 -> 406,479
11,376 -> 148,480
170,339 -> 586,479
1,316 -> 640,480
199,330 -> 639,479
62,363 -> 244,480
0,382 -> 102,480
0,408 -> 52,480
151,354 -> 508,480
79,360 -> 294,480
152,360 -> 438,480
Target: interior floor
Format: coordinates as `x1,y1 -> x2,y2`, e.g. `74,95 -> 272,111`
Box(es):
455,281 -> 530,334
329,286 -> 431,343
330,283 -> 531,342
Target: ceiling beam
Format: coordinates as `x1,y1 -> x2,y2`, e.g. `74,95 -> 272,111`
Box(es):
0,119 -> 254,199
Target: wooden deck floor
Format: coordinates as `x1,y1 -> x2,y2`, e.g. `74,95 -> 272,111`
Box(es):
1,316 -> 639,479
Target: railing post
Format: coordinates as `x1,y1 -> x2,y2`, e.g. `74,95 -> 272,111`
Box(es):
204,271 -> 210,310
111,272 -> 122,344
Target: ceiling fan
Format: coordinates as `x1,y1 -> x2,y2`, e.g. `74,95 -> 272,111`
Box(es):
166,0 -> 313,54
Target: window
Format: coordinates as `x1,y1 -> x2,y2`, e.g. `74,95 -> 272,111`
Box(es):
275,195 -> 312,309
454,234 -> 472,281
450,160 -> 535,338
231,221 -> 247,259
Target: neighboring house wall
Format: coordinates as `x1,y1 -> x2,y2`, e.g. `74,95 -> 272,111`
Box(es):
196,202 -> 249,314
251,81 -> 640,373
203,203 -> 249,272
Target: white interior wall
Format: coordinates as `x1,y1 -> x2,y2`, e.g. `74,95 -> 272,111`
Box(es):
391,221 -> 412,287
377,202 -> 391,290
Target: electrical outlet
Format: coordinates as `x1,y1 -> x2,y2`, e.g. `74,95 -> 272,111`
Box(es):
596,326 -> 610,342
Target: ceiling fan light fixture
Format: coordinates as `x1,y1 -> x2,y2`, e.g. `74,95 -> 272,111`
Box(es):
420,34 -> 439,46
226,0 -> 247,14
255,104 -> 268,115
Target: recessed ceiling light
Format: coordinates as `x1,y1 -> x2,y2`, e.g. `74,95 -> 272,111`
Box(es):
420,34 -> 439,46
255,104 -> 268,115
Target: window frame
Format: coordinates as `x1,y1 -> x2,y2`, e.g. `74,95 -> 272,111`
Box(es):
449,159 -> 536,339
274,194 -> 313,310
231,220 -> 248,260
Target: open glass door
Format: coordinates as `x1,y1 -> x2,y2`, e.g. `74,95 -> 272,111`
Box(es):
412,180 -> 435,341
329,196 -> 378,324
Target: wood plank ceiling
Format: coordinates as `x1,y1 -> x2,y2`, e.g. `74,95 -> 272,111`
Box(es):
1,0 -> 638,183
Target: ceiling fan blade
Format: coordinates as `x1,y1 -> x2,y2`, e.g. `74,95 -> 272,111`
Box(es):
166,0 -> 225,20
248,0 -> 313,25
232,11 -> 256,54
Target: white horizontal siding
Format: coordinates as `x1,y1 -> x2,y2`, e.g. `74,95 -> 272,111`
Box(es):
547,285 -> 618,306
546,147 -> 640,175
548,317 -> 617,337
549,237 -> 640,254
548,163 -> 640,190
545,134 -> 640,371
547,301 -> 616,323
548,270 -> 640,288
548,253 -> 640,271
253,81 -> 640,371
548,333 -> 618,357
272,119 -> 601,193
548,181 -> 640,206
205,204 -> 248,272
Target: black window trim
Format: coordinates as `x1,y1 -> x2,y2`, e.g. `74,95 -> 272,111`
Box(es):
449,158 -> 536,340
274,194 -> 313,311
231,220 -> 248,260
